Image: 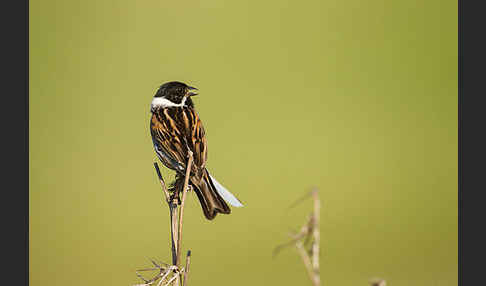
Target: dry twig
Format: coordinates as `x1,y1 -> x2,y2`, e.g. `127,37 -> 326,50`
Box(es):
134,154 -> 194,286
183,251 -> 191,286
369,278 -> 386,286
176,151 -> 193,266
274,187 -> 321,286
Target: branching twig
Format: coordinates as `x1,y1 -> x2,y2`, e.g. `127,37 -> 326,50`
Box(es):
295,240 -> 317,285
273,214 -> 313,257
274,188 -> 321,286
135,156 -> 194,286
154,162 -> 178,265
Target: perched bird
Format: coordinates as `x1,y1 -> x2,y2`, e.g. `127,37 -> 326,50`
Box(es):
150,81 -> 243,220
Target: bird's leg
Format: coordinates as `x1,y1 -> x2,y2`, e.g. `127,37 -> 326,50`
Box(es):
170,174 -> 186,205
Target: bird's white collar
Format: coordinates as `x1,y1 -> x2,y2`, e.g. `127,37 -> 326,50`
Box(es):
151,96 -> 187,109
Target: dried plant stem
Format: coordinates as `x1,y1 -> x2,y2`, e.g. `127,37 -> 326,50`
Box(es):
154,162 -> 178,265
295,240 -> 318,285
177,151 -> 193,267
295,188 -> 321,286
153,162 -> 171,202
136,157 -> 194,286
183,251 -> 191,286
274,188 -> 321,286
293,216 -> 319,286
163,274 -> 179,286
370,278 -> 387,286
170,200 -> 179,266
311,188 -> 320,285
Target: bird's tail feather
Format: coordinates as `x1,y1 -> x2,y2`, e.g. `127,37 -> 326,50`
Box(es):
208,173 -> 244,208
191,169 -> 232,220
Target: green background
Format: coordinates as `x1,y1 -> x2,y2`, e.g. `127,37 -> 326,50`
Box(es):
30,0 -> 457,285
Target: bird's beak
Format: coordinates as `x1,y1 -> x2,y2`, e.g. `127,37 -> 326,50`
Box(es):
187,86 -> 198,97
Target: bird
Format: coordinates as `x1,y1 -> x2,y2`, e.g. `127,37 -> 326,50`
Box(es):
149,81 -> 243,220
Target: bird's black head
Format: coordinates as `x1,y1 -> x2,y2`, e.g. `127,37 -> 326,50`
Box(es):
154,81 -> 198,107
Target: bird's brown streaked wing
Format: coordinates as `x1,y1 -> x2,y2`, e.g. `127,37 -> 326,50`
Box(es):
150,107 -> 208,177
150,110 -> 187,172
185,108 -> 208,172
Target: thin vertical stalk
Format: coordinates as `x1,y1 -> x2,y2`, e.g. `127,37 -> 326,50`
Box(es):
144,156 -> 194,286
311,189 -> 320,285
170,200 -> 179,266
177,151 -> 193,267
183,251 -> 192,286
